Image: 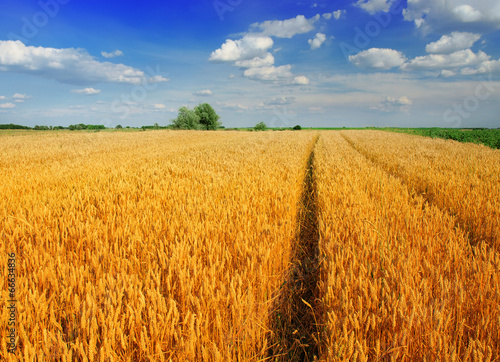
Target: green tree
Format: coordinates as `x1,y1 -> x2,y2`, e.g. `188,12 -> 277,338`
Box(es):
194,103 -> 221,130
171,106 -> 201,130
115,124 -> 123,129
254,122 -> 267,131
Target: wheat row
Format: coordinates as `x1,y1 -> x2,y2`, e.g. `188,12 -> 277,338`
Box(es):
315,132 -> 500,360
0,130 -> 316,360
340,130 -> 500,249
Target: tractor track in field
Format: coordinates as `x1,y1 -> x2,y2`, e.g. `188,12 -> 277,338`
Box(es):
269,135 -> 322,361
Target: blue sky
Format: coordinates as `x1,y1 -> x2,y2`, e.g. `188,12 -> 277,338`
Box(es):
0,0 -> 499,128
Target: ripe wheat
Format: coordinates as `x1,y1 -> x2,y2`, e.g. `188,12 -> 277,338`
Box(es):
0,130 -> 316,361
315,131 -> 500,360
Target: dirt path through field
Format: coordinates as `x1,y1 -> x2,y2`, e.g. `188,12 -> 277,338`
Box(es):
269,134 -> 322,361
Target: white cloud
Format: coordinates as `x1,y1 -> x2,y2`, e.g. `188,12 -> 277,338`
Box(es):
460,59 -> 500,75
13,93 -> 29,99
0,96 -> 5,100
453,5 -> 483,22
209,35 -> 274,62
294,75 -> 310,85
333,10 -> 347,19
384,96 -> 413,105
403,49 -> 489,70
403,0 -> 500,33
349,48 -> 406,70
243,65 -> 294,82
0,103 -> 15,109
193,89 -> 213,96
101,50 -> 124,58
374,96 -> 413,112
426,32 -> 481,54
148,75 -> 169,83
308,33 -> 326,50
235,53 -> 275,68
72,88 -> 101,95
0,40 -> 147,85
242,65 -> 309,85
210,17 -> 312,85
251,15 -> 319,38
355,0 -> 395,14
152,104 -> 166,109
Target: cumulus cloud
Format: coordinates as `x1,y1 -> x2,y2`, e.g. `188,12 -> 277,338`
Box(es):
235,53 -> 275,68
355,0 -> 396,14
308,33 -> 327,50
101,50 -> 124,58
0,103 -> 16,109
349,48 -> 406,70
403,49 -> 490,70
375,96 -> 413,112
453,5 -> 483,22
250,15 -> 319,38
210,16 -> 312,85
13,93 -> 29,99
294,75 -> 310,85
0,96 -> 5,100
322,10 -> 345,20
148,75 -> 169,83
72,88 -> 101,95
333,10 -> 346,19
209,35 -> 274,62
243,65 -> 294,82
193,89 -> 213,96
426,32 -> 481,54
403,0 -> 500,33
242,65 -> 309,85
460,59 -> 500,75
349,45 -> 500,76
0,40 -> 148,85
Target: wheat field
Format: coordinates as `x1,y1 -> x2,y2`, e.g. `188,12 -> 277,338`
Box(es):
316,132 -> 500,360
0,130 -> 498,361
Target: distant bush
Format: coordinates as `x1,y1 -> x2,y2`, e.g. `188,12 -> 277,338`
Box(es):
254,122 -> 267,131
293,125 -> 302,130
